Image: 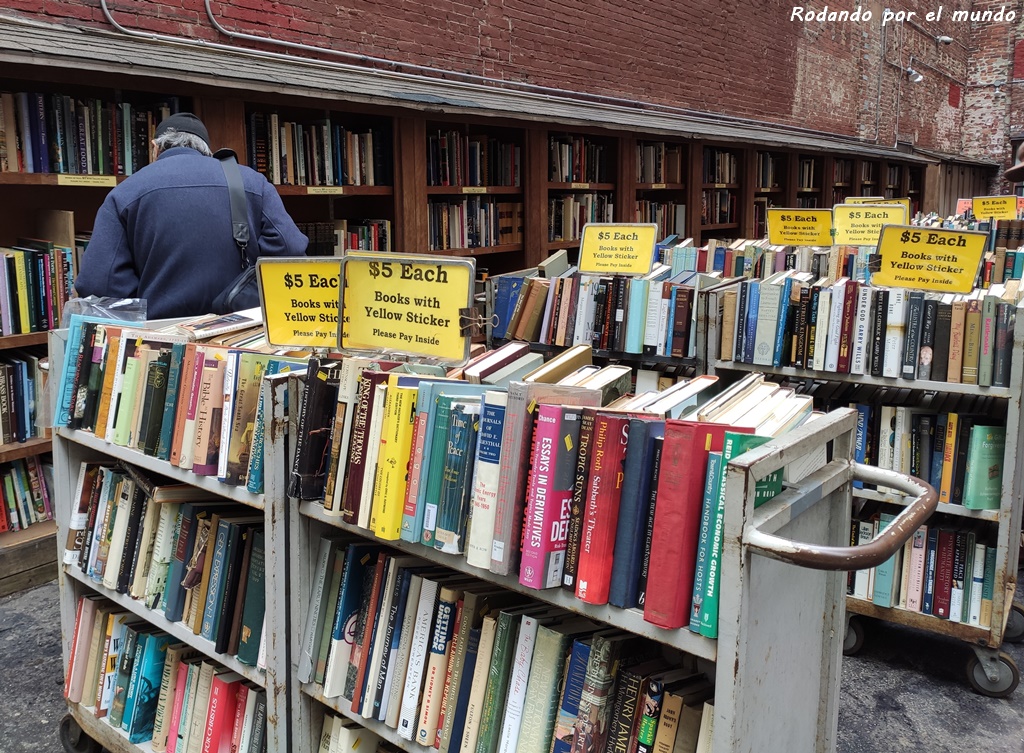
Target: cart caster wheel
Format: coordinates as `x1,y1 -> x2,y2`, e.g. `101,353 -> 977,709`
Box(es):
843,616 -> 865,656
967,652 -> 1020,698
59,713 -> 101,753
1004,602 -> 1024,644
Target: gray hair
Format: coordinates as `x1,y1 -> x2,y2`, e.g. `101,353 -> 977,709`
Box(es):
153,128 -> 213,157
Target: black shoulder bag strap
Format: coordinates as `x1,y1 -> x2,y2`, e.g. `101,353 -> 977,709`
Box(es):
214,148 -> 252,269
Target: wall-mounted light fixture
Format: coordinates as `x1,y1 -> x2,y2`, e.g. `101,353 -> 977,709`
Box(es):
906,66 -> 924,83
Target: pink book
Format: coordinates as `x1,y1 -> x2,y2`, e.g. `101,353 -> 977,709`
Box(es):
905,527 -> 928,612
166,660 -> 191,753
229,684 -> 250,753
401,410 -> 428,526
175,350 -> 206,469
519,404 -> 582,590
202,671 -> 243,753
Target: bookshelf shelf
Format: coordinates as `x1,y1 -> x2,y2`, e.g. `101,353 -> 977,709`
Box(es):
427,243 -> 522,257
302,684 -> 414,751
711,360 -> 1013,399
63,564 -> 267,686
846,597 -> 993,643
0,435 -> 52,463
0,173 -> 127,187
796,186 -> 819,192
425,185 -> 521,195
755,187 -> 783,193
636,182 -> 686,191
0,518 -> 56,597
701,183 -> 739,189
299,500 -> 719,661
833,182 -> 851,187
66,704 -> 158,753
854,489 -> 1000,522
547,181 -> 615,191
545,239 -> 582,250
700,222 -> 739,231
0,331 -> 50,348
54,428 -> 266,510
497,339 -> 699,369
275,184 -> 394,197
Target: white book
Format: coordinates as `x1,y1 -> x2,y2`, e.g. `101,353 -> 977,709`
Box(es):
968,542 -> 986,626
269,113 -> 281,184
892,407 -> 908,477
905,527 -> 928,612
852,520 -> 874,599
883,289 -> 908,378
237,680 -> 259,753
216,350 -> 238,480
496,614 -> 540,753
358,383 -> 388,531
572,276 -> 597,346
101,478 -> 135,591
850,286 -> 873,375
298,536 -> 338,684
694,701 -> 715,753
144,502 -> 181,608
460,615 -> 498,752
658,283 -> 675,356
86,469 -> 114,578
824,278 -> 848,372
367,556 -> 419,719
538,280 -> 560,345
257,620 -> 267,671
384,574 -> 423,727
812,288 -> 832,371
64,461 -> 94,566
318,714 -> 335,753
643,280 -> 666,352
397,577 -> 440,740
752,277 -> 784,366
334,721 -> 381,752
465,391 -> 509,569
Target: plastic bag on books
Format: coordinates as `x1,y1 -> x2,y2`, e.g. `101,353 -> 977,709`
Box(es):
59,296 -> 147,328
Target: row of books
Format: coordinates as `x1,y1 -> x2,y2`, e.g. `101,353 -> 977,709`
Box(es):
635,199 -> 686,241
0,345 -> 47,445
849,511 -> 997,627
719,276 -> 1021,389
0,237 -> 77,334
335,218 -> 393,254
64,595 -> 268,752
636,140 -> 685,184
796,157 -> 818,190
427,130 -> 521,187
852,402 -> 1005,510
317,714 -> 385,752
493,267 -> 708,359
300,541 -> 715,753
701,147 -> 737,185
700,188 -> 735,226
755,152 -> 782,190
795,196 -> 820,208
53,309 -> 298,494
62,462 -> 269,668
0,91 -> 181,175
833,158 -> 853,185
549,192 -> 614,243
245,111 -> 392,187
427,199 -> 524,251
549,135 -> 611,184
0,456 -> 53,533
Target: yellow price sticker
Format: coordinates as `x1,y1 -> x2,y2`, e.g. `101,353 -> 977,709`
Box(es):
578,223 -> 658,275
872,225 -> 986,293
256,258 -> 342,348
832,203 -> 907,246
57,174 -> 117,187
766,208 -> 833,246
570,182 -> 590,189
341,254 -> 474,364
973,195 -> 1017,221
461,186 -> 488,194
306,186 -> 344,195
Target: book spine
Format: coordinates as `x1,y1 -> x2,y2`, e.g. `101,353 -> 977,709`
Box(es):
465,393 -> 508,569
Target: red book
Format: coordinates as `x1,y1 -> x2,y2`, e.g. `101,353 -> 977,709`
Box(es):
644,420 -> 751,629
166,659 -> 192,753
575,413 -> 631,605
229,683 -> 250,753
932,528 -> 956,619
432,598 -> 465,749
350,553 -> 387,713
342,370 -> 393,523
836,280 -> 859,373
201,671 -> 243,753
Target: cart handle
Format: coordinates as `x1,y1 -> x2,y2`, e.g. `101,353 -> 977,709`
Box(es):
743,462 -> 937,571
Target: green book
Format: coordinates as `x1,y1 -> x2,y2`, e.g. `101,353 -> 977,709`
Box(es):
963,425 -> 1005,510
314,547 -> 346,685
434,400 -> 481,555
112,356 -> 141,446
421,394 -> 456,546
981,545 -> 997,628
124,632 -> 173,739
961,531 -> 977,624
236,529 -> 266,666
871,513 -> 899,608
514,621 -> 586,753
698,432 -> 782,639
978,294 -> 998,387
474,609 -> 521,753
156,342 -> 187,461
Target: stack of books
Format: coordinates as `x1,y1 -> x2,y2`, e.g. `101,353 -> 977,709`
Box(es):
0,238 -> 76,333
0,456 -> 53,533
428,198 -> 523,251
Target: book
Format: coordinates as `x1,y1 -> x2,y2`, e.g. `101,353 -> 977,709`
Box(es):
464,391 -> 509,569
963,425 -> 1005,510
434,400 -> 482,554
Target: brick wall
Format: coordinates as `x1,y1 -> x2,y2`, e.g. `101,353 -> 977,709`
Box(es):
5,0 -> 994,156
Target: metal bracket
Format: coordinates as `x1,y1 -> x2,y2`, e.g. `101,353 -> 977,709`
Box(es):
972,645 -> 1003,684
459,306 -> 497,337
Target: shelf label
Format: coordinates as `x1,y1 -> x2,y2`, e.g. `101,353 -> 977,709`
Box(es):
847,196 -> 912,217
973,195 -> 1017,220
714,183 -> 727,189
650,183 -> 667,189
872,224 -> 986,293
832,203 -> 907,246
578,223 -> 658,275
257,258 -> 343,348
570,182 -> 590,189
306,185 -> 344,195
956,198 -> 973,216
340,253 -> 474,364
461,186 -> 488,194
766,208 -> 833,246
57,174 -> 116,187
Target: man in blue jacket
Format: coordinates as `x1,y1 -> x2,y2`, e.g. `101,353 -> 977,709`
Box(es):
76,112 -> 307,318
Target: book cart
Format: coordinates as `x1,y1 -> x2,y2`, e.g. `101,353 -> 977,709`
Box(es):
47,327 -> 293,753
699,278 -> 1024,698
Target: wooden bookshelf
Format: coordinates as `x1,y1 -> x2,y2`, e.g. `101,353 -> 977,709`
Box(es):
0,519 -> 57,597
0,435 -> 52,464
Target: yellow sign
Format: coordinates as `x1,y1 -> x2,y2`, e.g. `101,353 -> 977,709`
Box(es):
956,198 -> 973,216
578,223 -> 658,275
57,174 -> 117,187
306,186 -> 344,195
340,254 -> 474,364
832,203 -> 908,246
872,225 -> 986,293
847,196 -> 912,216
570,182 -> 590,189
461,186 -> 488,194
973,195 -> 1017,220
766,208 -> 833,246
256,258 -> 343,348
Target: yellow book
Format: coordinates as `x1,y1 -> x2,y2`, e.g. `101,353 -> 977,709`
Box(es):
4,249 -> 31,334
93,330 -> 122,437
112,357 -> 141,446
370,383 -> 418,540
939,412 -> 958,504
224,353 -> 267,485
189,513 -> 221,634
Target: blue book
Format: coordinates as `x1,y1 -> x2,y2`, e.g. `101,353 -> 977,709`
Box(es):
664,286 -> 679,357
608,418 -> 659,609
446,626 -> 481,749
374,568 -> 412,719
156,342 -> 187,461
930,413 -> 948,489
853,404 -> 870,489
551,638 -> 593,753
54,314 -> 126,427
872,513 -> 899,607
1015,250 -> 1024,280
712,245 -> 726,272
922,527 -> 939,615
322,543 -> 377,698
434,402 -> 480,554
125,633 -> 174,742
246,358 -> 304,494
623,278 -> 648,354
163,503 -> 225,623
772,276 -> 794,367
493,276 -> 526,340
689,452 -> 722,633
200,519 -> 232,641
742,282 -> 761,364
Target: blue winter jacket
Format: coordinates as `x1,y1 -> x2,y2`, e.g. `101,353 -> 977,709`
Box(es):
75,147 -> 308,318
